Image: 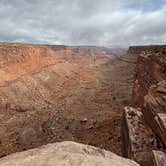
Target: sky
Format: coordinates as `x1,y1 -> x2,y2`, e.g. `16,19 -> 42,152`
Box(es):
0,0 -> 166,46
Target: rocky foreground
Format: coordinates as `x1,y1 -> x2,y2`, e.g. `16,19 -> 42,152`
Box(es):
0,141 -> 139,166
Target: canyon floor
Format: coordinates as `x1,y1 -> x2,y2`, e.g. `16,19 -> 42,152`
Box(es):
46,53 -> 136,155
0,45 -> 136,156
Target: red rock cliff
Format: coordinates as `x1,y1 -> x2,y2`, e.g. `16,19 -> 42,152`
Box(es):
0,43 -> 53,67
132,47 -> 166,107
127,45 -> 166,55
122,46 -> 166,166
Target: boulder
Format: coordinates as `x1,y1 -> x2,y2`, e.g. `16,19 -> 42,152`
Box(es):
0,141 -> 139,166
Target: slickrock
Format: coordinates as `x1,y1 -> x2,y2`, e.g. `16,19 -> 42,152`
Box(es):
152,150 -> 166,166
0,141 -> 139,166
144,80 -> 166,146
132,47 -> 166,106
121,107 -> 161,166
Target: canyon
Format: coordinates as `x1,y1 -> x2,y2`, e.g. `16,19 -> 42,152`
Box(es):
0,43 -> 165,165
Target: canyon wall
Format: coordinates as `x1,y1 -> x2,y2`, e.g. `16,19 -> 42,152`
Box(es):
132,48 -> 166,106
0,43 -> 54,67
122,46 -> 166,166
127,45 -> 166,56
0,43 -> 82,157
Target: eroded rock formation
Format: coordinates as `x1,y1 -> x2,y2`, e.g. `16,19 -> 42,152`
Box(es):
144,81 -> 166,146
122,46 -> 166,166
121,107 -> 160,165
132,47 -> 166,106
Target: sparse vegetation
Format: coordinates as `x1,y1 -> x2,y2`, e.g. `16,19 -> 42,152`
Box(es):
128,110 -> 137,117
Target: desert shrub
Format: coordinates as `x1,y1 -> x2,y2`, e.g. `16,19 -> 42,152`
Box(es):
128,110 -> 136,117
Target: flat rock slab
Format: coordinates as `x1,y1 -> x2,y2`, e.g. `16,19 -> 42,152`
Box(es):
0,141 -> 139,166
152,151 -> 166,166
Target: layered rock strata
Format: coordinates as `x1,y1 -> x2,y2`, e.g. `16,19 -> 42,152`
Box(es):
132,48 -> 166,106
122,46 -> 166,166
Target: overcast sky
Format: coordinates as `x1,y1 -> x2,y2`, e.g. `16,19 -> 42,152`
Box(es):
0,0 -> 166,46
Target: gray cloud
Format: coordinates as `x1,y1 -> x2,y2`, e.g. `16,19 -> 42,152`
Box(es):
0,0 -> 165,46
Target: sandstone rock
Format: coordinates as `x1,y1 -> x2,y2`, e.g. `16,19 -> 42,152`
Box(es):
132,48 -> 166,107
0,43 -> 53,67
143,81 -> 166,146
152,150 -> 166,166
0,141 -> 140,166
121,107 -> 162,166
123,46 -> 166,165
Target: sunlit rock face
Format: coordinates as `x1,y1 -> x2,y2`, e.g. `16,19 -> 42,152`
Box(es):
0,141 -> 140,166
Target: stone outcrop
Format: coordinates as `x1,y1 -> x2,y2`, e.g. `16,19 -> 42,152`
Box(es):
121,107 -> 161,166
122,46 -> 166,166
122,84 -> 166,165
144,81 -> 166,147
0,141 -> 140,166
132,47 -> 166,107
0,43 -> 53,67
127,45 -> 166,56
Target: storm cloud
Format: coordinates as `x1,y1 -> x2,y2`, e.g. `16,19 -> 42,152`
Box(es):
0,0 -> 165,46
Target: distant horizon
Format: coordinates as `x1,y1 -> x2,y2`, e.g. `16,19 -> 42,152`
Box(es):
0,41 -> 166,48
